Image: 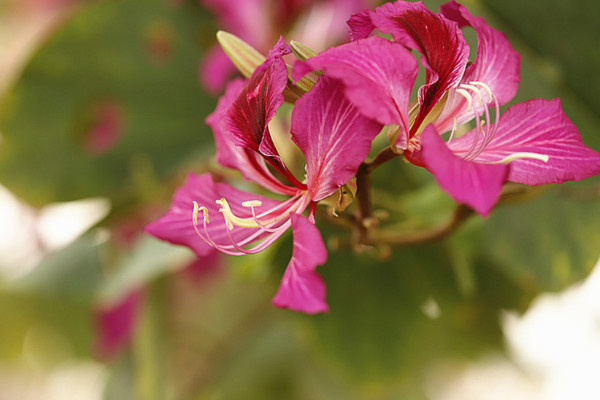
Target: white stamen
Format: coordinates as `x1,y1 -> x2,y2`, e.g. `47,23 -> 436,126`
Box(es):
461,83 -> 484,106
470,81 -> 493,103
192,201 -> 209,225
456,88 -> 473,111
448,117 -> 458,143
242,200 -> 263,207
489,152 -> 550,164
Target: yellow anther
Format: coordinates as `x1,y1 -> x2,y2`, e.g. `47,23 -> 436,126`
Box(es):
216,198 -> 260,230
490,152 -> 550,164
470,81 -> 494,103
456,88 -> 473,111
461,84 -> 484,105
192,201 -> 210,225
242,200 -> 263,207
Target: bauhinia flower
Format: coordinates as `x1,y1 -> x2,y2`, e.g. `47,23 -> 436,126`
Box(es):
145,38 -> 381,313
293,0 -> 600,215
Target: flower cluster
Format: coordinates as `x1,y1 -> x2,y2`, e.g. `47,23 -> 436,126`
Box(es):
146,0 -> 600,313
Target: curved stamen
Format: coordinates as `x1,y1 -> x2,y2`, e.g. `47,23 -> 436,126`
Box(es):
191,193 -> 311,256
447,117 -> 458,143
486,152 -> 550,164
455,82 -> 498,161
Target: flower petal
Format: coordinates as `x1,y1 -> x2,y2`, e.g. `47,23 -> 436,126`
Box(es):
448,99 -> 600,185
223,37 -> 305,189
94,289 -> 143,359
347,9 -> 376,41
224,37 -> 289,157
290,76 -> 381,201
207,79 -> 297,195
199,45 -> 237,94
292,36 -> 417,149
369,1 -> 469,132
144,173 -> 288,256
272,213 -> 329,314
421,125 -> 507,216
435,0 -> 521,132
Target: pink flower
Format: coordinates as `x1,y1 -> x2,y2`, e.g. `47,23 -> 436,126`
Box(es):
293,0 -> 600,215
145,39 -> 381,313
94,289 -> 143,359
198,0 -> 375,93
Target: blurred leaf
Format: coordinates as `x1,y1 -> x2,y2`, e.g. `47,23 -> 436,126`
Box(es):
0,0 -> 215,206
267,235 -> 528,397
98,235 -> 192,303
477,186 -> 600,292
0,235 -> 103,360
481,0 -> 600,140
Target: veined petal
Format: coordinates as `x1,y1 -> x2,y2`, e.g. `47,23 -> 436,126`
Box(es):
448,99 -> 600,185
207,79 -> 297,195
144,173 -> 289,257
291,76 -> 382,201
224,37 -> 289,157
292,36 -> 417,150
369,1 -> 469,132
220,38 -> 306,190
435,0 -> 521,132
272,213 -> 329,314
347,9 -> 376,41
421,125 -> 507,216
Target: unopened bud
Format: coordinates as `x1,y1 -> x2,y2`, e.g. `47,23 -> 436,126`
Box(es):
216,31 -> 265,79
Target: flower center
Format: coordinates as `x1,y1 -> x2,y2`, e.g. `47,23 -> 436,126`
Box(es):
191,193 -> 311,256
451,81 -> 549,164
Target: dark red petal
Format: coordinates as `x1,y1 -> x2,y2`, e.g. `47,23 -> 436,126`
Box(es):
370,1 -> 469,133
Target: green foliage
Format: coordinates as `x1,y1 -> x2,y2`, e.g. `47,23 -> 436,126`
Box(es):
0,0 -> 598,399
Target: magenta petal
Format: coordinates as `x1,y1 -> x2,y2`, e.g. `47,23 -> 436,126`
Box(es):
421,126 -> 507,216
144,173 -> 287,256
435,0 -> 521,132
272,213 -> 329,314
222,38 -> 305,189
370,1 -> 469,131
206,79 -> 296,195
448,99 -> 600,185
94,289 -> 143,359
291,76 -> 381,201
224,37 -> 289,158
199,45 -> 237,94
347,9 -> 376,40
292,36 -> 417,149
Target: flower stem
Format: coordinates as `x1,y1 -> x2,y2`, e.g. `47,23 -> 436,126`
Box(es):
354,147 -> 400,245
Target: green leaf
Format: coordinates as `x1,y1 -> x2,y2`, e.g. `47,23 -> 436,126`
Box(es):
0,0 -> 215,206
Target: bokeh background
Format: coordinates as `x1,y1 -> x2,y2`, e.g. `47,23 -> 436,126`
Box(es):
0,0 -> 599,399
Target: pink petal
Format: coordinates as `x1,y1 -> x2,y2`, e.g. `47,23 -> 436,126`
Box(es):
199,0 -> 273,51
347,9 -> 376,41
421,125 -> 507,216
272,213 -> 329,314
224,37 -> 289,157
448,99 -> 600,185
292,36 -> 417,149
144,173 -> 288,256
223,38 -> 305,189
199,45 -> 238,94
94,289 -> 143,359
207,79 -> 296,195
290,76 -> 381,201
369,1 -> 469,132
435,0 -> 521,132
